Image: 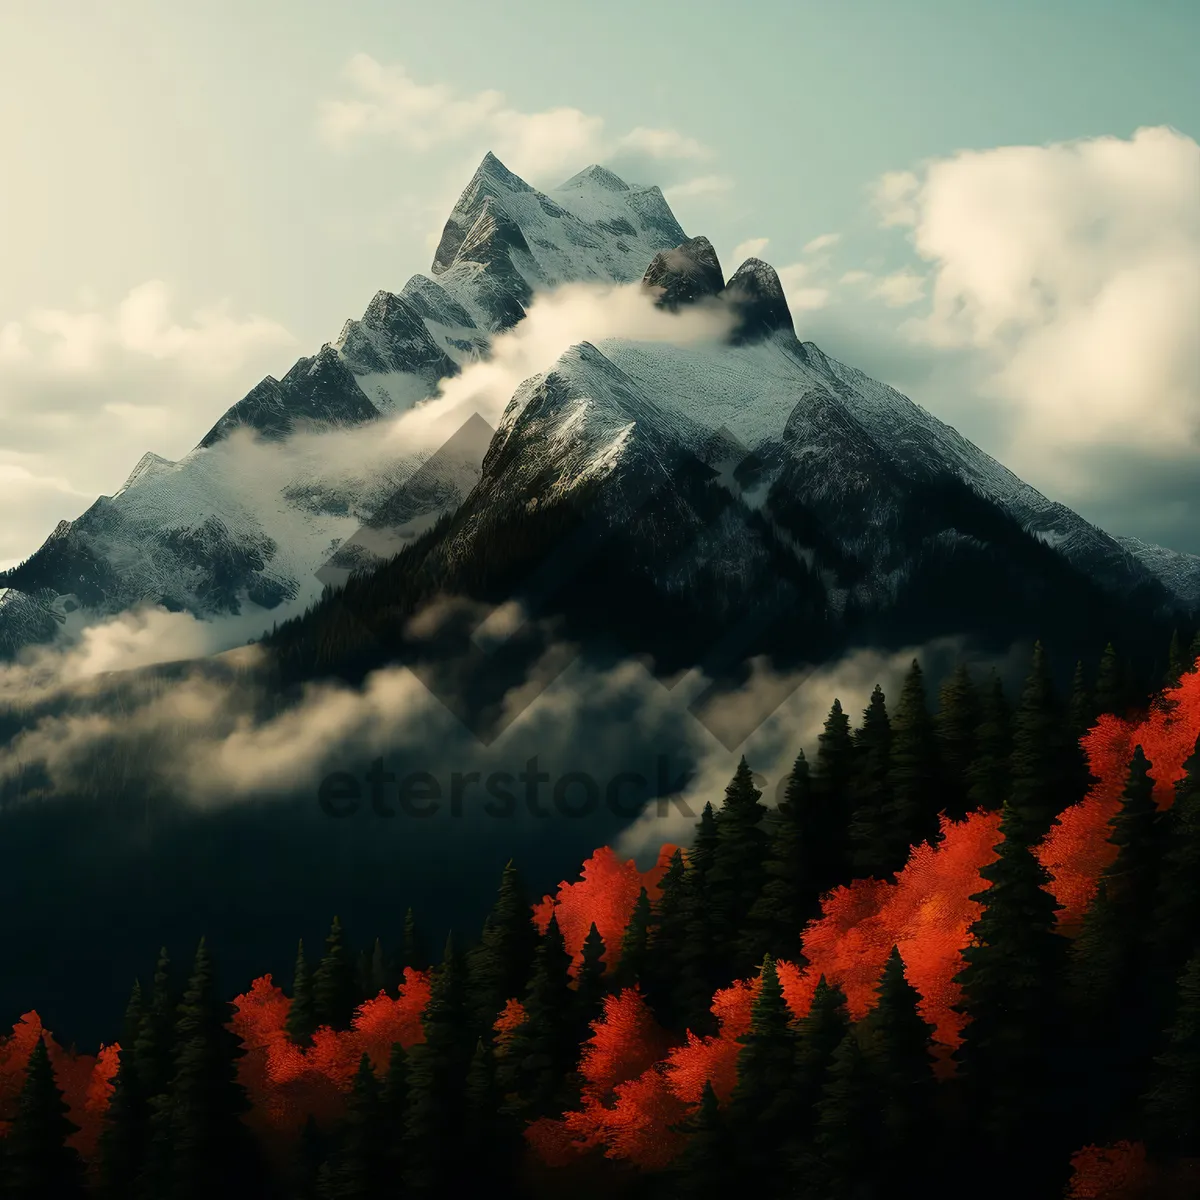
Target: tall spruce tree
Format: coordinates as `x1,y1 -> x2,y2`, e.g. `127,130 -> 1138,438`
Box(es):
317,1053 -> 384,1200
669,1080 -> 734,1200
811,701 -> 856,894
467,861 -> 539,1037
1142,951 -> 1200,1157
497,914 -> 577,1121
952,801 -> 1071,1195
808,1026 -> 882,1200
648,850 -> 711,1030
96,981 -> 148,1199
313,917 -> 359,1031
691,801 -> 719,882
1094,642 -> 1124,721
286,938 -> 317,1046
378,1041 -> 408,1177
848,687 -> 895,879
401,907 -> 429,973
965,670 -> 1012,813
705,758 -> 770,978
133,947 -> 176,1102
3,1037 -> 85,1200
403,934 -> 472,1196
884,659 -> 942,865
611,887 -> 652,991
1164,628 -> 1188,691
934,663 -> 980,823
576,922 -> 608,1040
748,750 -> 819,961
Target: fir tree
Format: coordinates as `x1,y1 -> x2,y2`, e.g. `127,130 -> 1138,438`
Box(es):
705,758 -> 770,977
403,934 -> 472,1196
401,907 -> 429,973
1142,951 -> 1200,1157
669,1080 -> 734,1200
1165,628 -> 1188,690
286,938 -> 317,1046
952,802 -> 1071,1194
934,663 -> 980,823
576,922 -> 608,1039
378,1042 -> 408,1176
3,1037 -> 85,1200
611,886 -> 651,991
498,914 -> 577,1121
965,669 -> 1012,812
317,1054 -> 384,1200
808,1026 -> 882,1200
848,687 -> 895,879
293,1114 -> 327,1200
467,860 -> 539,1038
811,701 -> 856,894
884,659 -> 942,864
748,750 -> 818,961
95,982 -> 148,1199
313,916 -> 359,1031
133,947 -> 175,1101
691,801 -> 719,882
1094,642 -> 1124,721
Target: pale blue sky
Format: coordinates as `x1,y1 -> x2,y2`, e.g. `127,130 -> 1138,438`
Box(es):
1,0 -> 1197,561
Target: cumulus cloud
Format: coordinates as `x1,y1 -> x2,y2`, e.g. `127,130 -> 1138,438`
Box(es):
317,56 -> 714,185
776,262 -> 830,312
0,283 -> 296,567
870,268 -> 927,308
803,232 -> 841,254
874,125 -> 1200,465
731,237 -> 770,264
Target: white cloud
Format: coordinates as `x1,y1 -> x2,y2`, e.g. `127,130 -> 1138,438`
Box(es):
662,174 -> 735,202
317,56 -> 713,181
0,283 -> 296,566
776,262 -> 831,312
870,268 -> 927,307
731,237 -> 770,263
839,270 -> 871,285
803,232 -> 841,254
877,126 -> 1200,460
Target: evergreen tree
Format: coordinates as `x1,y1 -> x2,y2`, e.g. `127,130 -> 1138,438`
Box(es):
1142,951 -> 1200,1157
378,1042 -> 408,1176
401,907 -> 429,973
313,916 -> 359,1031
748,750 -> 818,961
1094,642 -> 1124,720
467,861 -> 539,1038
498,914 -> 577,1121
861,947 -> 938,1183
727,956 -> 799,1179
1008,641 -> 1076,844
669,1080 -> 734,1200
463,1038 -> 518,1194
133,947 -> 176,1101
1165,628 -> 1188,690
848,687 -> 895,879
293,1115 -> 327,1200
965,670 -> 1012,812
952,802 -> 1071,1195
357,937 -> 388,1000
611,886 -> 651,991
884,659 -> 942,865
96,981 -> 148,1199
1068,659 -> 1092,743
648,850 -> 707,1028
576,922 -> 608,1040
705,758 -> 770,977
317,1054 -> 384,1200
286,938 -> 317,1046
403,934 -> 472,1196
3,1037 -> 85,1200
934,663 -> 980,823
691,801 -> 719,883
811,701 -> 856,894
149,938 -> 260,1200
808,1026 -> 882,1200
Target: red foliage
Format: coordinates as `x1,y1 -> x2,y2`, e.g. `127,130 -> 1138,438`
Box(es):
532,845 -> 676,975
494,998 -> 526,1047
1066,1142 -> 1150,1198
578,988 -> 673,1104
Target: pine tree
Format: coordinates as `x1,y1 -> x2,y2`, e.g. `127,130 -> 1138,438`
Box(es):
313,916 -> 359,1031
727,956 -> 800,1179
317,1054 -> 384,1200
1165,628 -> 1188,690
498,914 -> 577,1121
149,938 -> 260,1200
467,861 -> 539,1038
811,701 -> 856,894
286,939 -> 318,1046
861,947 -> 938,1181
358,937 -> 388,999
96,982 -> 148,1199
965,670 -> 1012,812
1142,951 -> 1200,1157
401,907 -> 429,973
1068,659 -> 1092,743
293,1114 -> 327,1200
705,758 -> 770,977
884,659 -> 942,864
403,934 -> 472,1196
3,1037 -> 85,1200
847,687 -> 895,879
133,947 -> 176,1101
378,1042 -> 408,1176
952,802 -> 1071,1193
669,1080 -> 734,1200
691,801 -> 719,882
748,750 -> 818,961
934,663 -> 980,823
611,886 -> 651,991
1008,641 -> 1076,844
576,922 -> 607,1040
1094,642 -> 1124,720
808,1026 -> 882,1200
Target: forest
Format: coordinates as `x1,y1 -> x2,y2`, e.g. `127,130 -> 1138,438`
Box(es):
3,633 -> 1200,1199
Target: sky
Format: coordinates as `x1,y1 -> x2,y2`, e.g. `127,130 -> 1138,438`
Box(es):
1,0 -> 1197,569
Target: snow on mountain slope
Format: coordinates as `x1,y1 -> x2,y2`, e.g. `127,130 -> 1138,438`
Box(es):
1115,535 -> 1200,611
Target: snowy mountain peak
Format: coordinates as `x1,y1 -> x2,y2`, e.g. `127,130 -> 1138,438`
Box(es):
725,257 -> 795,344
642,235 -> 725,310
557,164 -> 631,193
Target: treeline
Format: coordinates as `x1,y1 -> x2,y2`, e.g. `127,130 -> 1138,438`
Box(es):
3,634 -> 1200,1199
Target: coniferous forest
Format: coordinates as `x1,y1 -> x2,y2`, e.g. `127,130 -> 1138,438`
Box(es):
4,634 -> 1200,1199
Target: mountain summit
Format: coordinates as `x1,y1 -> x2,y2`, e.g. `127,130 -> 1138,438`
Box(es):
1,153 -> 1196,663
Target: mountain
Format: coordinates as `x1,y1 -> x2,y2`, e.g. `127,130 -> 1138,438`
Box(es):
0,155 -> 689,654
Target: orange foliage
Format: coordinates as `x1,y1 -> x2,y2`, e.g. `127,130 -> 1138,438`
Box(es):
493,998 -> 526,1048
1066,1142 -> 1149,1198
532,845 -> 676,975
578,988 -> 674,1104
